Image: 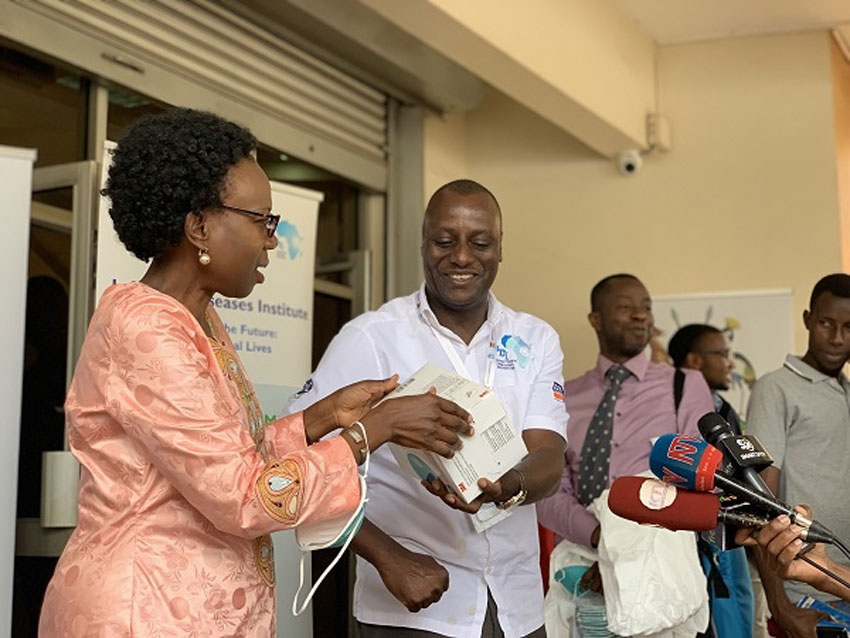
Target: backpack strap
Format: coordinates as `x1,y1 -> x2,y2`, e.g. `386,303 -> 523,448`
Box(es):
697,538 -> 731,599
673,367 -> 685,414
717,396 -> 732,422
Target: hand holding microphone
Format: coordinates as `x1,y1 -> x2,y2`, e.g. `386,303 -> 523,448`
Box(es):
608,475 -> 850,599
648,428 -> 850,604
648,433 -> 835,544
735,507 -> 817,572
735,508 -> 850,603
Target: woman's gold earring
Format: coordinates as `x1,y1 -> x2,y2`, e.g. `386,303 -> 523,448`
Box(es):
198,248 -> 211,266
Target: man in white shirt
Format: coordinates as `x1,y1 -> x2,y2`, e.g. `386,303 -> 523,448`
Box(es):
288,179 -> 568,638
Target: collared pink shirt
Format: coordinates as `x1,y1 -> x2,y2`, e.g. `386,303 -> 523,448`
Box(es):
537,352 -> 713,548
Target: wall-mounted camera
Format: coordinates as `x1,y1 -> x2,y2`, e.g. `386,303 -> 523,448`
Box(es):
617,149 -> 643,176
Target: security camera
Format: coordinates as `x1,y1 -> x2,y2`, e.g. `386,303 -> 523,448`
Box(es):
617,150 -> 643,176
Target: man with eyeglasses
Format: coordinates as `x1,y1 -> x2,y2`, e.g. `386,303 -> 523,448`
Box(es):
668,323 -> 757,638
668,324 -> 740,434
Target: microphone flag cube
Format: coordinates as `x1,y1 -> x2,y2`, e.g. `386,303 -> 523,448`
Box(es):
649,433 -> 724,491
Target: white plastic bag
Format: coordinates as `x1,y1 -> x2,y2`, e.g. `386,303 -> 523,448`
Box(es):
590,492 -> 709,637
545,540 -> 621,638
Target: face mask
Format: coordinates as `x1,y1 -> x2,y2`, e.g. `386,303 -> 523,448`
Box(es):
291,441 -> 369,616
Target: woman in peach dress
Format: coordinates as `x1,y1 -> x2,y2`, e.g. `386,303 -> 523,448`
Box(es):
38,109 -> 471,637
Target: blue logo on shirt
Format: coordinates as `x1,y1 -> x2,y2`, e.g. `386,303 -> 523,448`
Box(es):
495,334 -> 532,370
552,382 -> 564,402
294,378 -> 313,396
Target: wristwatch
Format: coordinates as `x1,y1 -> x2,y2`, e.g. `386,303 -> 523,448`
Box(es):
495,469 -> 527,510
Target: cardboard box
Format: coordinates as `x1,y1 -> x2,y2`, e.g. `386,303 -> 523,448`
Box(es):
386,363 -> 527,503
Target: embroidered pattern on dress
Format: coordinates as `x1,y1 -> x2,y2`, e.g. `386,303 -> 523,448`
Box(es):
207,310 -> 277,586
256,460 -> 302,523
206,312 -> 265,454
253,535 -> 276,586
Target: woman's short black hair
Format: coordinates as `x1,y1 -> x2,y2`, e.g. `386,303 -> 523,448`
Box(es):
103,108 -> 257,261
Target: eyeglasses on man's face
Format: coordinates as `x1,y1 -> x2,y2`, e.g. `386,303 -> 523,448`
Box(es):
700,348 -> 733,360
220,204 -> 280,238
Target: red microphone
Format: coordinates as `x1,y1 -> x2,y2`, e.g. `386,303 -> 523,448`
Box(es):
608,476 -> 771,532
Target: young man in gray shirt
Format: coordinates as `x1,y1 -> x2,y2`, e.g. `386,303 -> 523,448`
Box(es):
747,273 -> 850,636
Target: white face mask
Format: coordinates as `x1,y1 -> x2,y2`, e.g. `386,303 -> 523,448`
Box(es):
291,445 -> 369,616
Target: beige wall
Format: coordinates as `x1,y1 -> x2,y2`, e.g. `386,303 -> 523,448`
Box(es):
424,111 -> 468,202
424,31 -> 842,378
364,0 -> 655,155
424,0 -> 656,144
831,36 -> 850,274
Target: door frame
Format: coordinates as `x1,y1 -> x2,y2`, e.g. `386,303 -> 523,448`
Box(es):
31,161 -> 97,394
18,160 -> 97,560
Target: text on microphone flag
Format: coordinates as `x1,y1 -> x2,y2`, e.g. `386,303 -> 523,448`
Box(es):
667,436 -> 700,465
649,433 -> 723,492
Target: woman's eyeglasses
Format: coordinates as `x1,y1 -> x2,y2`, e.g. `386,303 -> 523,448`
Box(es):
220,204 -> 281,238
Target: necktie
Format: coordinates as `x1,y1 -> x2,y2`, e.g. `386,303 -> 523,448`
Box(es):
577,364 -> 632,506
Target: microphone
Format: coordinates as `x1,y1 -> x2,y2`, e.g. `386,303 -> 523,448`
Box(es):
649,434 -> 835,544
698,412 -> 774,496
608,476 -> 773,532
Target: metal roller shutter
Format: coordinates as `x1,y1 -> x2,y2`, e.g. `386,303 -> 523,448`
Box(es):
4,0 -> 388,188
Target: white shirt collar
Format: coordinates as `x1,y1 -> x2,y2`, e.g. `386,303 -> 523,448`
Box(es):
414,282 -> 503,348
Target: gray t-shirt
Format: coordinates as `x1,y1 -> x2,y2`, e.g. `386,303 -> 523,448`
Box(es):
747,354 -> 850,602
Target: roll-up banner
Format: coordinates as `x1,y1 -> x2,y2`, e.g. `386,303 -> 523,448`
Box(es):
95,143 -> 321,637
0,145 -> 37,637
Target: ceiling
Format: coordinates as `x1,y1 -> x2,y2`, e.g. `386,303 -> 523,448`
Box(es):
611,0 -> 850,45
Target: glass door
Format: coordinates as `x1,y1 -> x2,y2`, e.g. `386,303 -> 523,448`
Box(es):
14,160 -> 95,638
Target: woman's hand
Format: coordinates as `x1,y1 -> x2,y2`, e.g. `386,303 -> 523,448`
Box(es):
304,376 -> 398,443
360,389 -> 473,456
329,376 -> 399,429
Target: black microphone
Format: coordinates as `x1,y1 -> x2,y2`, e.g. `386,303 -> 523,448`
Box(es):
649,434 -> 835,544
710,474 -> 834,543
698,412 -> 774,496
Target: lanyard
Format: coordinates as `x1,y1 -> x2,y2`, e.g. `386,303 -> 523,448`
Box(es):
417,291 -> 511,533
417,291 -> 498,388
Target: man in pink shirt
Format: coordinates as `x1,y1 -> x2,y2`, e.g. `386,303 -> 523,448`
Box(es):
537,273 -> 714,592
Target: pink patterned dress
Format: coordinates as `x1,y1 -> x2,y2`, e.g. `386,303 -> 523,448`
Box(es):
39,282 -> 359,637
